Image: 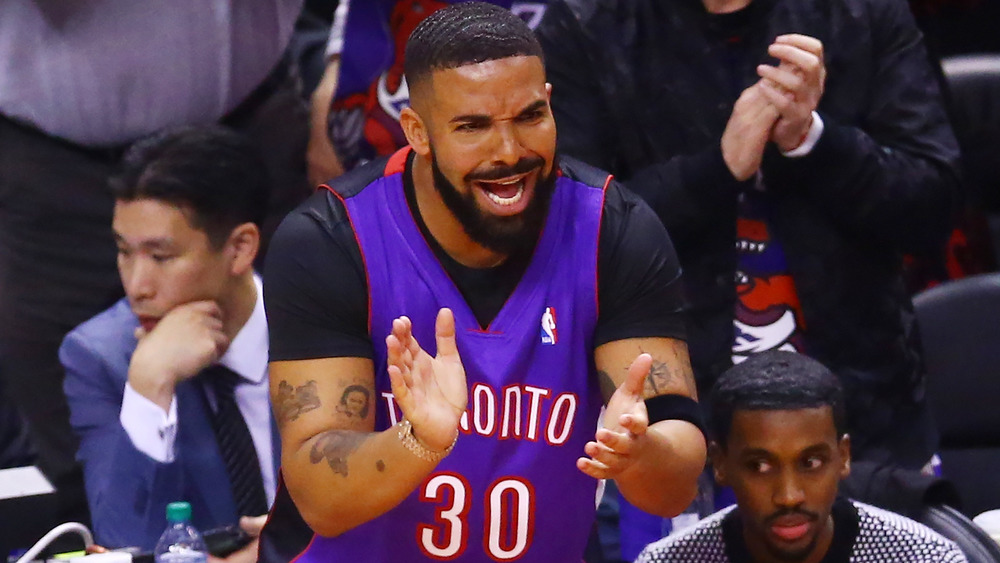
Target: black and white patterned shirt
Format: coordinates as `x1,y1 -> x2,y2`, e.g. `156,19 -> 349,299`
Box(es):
636,498 -> 968,563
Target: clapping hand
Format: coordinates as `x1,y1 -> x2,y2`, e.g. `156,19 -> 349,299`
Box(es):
577,353 -> 654,479
721,82 -> 780,181
757,34 -> 826,152
386,308 -> 468,452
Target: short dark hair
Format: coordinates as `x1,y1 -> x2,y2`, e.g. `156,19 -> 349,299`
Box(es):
711,351 -> 846,447
403,1 -> 543,89
109,126 -> 270,247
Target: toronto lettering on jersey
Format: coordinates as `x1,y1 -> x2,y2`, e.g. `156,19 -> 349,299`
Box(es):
381,382 -> 578,445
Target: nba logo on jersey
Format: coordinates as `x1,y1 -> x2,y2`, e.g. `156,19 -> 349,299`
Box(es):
540,307 -> 558,345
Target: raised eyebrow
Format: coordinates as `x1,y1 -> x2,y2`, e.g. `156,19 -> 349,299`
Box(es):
516,100 -> 549,117
450,100 -> 550,126
450,114 -> 492,126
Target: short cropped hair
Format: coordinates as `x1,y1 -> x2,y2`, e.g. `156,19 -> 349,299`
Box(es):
403,1 -> 544,89
711,351 -> 847,447
109,126 -> 270,247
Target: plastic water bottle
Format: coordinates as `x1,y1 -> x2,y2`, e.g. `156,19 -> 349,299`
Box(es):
154,502 -> 208,563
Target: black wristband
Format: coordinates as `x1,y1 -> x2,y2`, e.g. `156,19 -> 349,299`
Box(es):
644,394 -> 706,438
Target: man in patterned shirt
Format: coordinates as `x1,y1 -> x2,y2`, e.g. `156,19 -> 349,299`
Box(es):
637,351 -> 966,563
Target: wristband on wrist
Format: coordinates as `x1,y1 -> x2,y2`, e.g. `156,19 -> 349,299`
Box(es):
643,394 -> 707,439
397,419 -> 457,462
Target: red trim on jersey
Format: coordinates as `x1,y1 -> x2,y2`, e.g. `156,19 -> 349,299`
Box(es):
385,147 -> 412,176
594,175 -> 611,320
321,184 -> 374,336
467,328 -> 505,335
600,174 -> 613,192
287,534 -> 321,563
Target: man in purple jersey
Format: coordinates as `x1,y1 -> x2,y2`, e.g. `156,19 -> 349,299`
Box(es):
259,3 -> 706,561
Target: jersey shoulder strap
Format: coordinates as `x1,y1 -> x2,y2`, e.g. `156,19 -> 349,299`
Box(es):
557,154 -> 613,190
319,148 -> 408,200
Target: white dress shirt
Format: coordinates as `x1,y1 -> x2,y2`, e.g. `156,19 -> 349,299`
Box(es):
119,275 -> 275,507
781,111 -> 825,158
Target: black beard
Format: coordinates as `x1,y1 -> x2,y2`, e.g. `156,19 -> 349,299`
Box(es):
430,152 -> 556,257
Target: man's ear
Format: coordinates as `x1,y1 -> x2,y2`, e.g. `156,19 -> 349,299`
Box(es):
225,223 -> 260,276
400,106 -> 431,157
838,434 -> 851,479
709,441 -> 729,487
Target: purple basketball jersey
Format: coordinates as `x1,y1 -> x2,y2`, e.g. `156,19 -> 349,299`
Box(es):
296,154 -> 607,562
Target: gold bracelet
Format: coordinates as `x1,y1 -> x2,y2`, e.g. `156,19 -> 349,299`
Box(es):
397,419 -> 457,462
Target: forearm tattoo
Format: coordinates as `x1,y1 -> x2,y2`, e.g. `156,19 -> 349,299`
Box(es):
274,380 -> 321,427
643,360 -> 673,396
309,430 -> 368,477
640,344 -> 698,399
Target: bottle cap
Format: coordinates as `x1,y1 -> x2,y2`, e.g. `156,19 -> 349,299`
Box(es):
166,501 -> 192,523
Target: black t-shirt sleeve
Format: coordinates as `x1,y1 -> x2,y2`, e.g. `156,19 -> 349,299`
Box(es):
266,176 -> 685,358
595,181 -> 687,347
263,190 -> 374,361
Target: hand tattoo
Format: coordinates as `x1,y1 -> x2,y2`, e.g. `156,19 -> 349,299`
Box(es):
274,380 -> 321,427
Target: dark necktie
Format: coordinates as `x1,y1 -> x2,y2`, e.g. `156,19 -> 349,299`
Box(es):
202,364 -> 269,517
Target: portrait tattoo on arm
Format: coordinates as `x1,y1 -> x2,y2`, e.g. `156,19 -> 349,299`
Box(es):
274,380 -> 322,427
309,430 -> 368,477
335,384 -> 372,419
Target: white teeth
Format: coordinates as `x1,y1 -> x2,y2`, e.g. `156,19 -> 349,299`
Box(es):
483,182 -> 525,206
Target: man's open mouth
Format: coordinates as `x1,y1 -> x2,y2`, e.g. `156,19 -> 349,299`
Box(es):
477,176 -> 526,206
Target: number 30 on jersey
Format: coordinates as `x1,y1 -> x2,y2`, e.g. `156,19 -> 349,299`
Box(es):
419,473 -> 535,561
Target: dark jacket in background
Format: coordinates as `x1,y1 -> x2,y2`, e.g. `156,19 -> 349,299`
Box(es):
0,381 -> 36,470
538,0 -> 961,467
